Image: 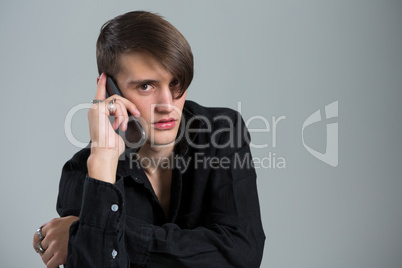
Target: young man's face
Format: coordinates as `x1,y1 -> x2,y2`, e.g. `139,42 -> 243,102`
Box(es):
115,52 -> 187,148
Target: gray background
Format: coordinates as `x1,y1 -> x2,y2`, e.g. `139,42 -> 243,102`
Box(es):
1,0 -> 401,267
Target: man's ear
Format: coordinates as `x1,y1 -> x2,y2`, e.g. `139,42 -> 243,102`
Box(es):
96,76 -> 100,84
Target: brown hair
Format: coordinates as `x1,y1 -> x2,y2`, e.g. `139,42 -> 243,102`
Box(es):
96,11 -> 194,98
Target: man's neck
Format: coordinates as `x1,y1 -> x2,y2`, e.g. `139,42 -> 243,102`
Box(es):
137,141 -> 175,174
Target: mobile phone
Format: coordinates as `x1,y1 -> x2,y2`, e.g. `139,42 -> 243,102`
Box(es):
105,76 -> 146,150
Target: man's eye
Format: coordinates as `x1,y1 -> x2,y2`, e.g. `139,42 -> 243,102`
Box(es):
170,79 -> 179,87
138,84 -> 153,91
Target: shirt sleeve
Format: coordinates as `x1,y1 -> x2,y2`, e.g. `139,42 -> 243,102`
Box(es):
66,176 -> 129,267
56,149 -> 131,267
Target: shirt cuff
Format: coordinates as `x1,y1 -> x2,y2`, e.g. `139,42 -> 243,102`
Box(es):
79,175 -> 125,231
125,216 -> 153,265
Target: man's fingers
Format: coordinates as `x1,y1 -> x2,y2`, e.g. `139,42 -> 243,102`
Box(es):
119,97 -> 141,117
33,225 -> 46,251
33,217 -> 74,266
41,224 -> 48,237
46,253 -> 65,268
41,245 -> 53,264
112,100 -> 129,131
33,233 -> 39,251
92,73 -> 141,117
94,73 -> 107,101
107,93 -> 141,118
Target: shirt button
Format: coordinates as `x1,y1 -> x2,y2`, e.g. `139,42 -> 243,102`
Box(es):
111,204 -> 119,212
111,249 -> 118,259
134,177 -> 142,183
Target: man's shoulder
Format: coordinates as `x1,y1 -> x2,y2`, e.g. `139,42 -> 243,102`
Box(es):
64,145 -> 91,170
184,100 -> 241,123
183,100 -> 248,151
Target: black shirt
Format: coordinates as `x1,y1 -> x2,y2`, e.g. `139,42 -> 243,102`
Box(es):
57,100 -> 265,267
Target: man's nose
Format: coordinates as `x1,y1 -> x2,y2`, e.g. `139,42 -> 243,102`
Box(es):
155,86 -> 173,113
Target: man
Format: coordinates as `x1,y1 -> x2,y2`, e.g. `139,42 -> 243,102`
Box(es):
33,11 -> 265,267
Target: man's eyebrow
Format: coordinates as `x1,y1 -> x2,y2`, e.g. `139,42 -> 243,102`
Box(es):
126,79 -> 158,85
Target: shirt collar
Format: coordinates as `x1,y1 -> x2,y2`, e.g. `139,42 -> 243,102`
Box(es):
116,101 -> 205,177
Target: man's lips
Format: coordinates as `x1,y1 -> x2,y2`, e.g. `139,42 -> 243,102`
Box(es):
153,118 -> 177,129
154,118 -> 176,124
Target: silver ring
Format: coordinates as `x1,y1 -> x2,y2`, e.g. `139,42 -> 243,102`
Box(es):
35,241 -> 45,254
37,226 -> 44,240
108,98 -> 116,114
91,99 -> 102,104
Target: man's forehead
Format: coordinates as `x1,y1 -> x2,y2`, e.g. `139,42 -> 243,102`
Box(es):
117,52 -> 173,83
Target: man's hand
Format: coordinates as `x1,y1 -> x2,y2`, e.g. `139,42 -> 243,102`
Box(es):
33,216 -> 78,267
87,73 -> 140,184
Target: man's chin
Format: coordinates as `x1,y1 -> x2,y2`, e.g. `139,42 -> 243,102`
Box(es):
146,138 -> 176,149
145,128 -> 180,148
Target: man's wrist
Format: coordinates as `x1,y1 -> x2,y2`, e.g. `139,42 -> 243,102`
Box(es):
87,151 -> 118,184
